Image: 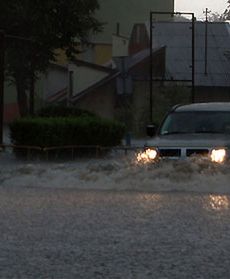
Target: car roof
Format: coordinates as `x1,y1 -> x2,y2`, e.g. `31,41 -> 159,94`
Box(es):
174,102 -> 230,112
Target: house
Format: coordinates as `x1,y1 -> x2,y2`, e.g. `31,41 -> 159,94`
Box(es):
2,58 -> 118,124
2,0 -> 174,125
6,19 -> 230,137
83,0 -> 174,65
45,59 -> 119,120
43,63 -> 68,103
51,0 -> 175,66
129,21 -> 230,102
65,21 -> 230,133
43,46 -> 166,135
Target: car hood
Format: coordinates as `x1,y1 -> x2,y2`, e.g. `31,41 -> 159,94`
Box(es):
145,133 -> 230,148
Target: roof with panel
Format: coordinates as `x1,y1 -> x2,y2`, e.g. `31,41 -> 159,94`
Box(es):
146,21 -> 230,87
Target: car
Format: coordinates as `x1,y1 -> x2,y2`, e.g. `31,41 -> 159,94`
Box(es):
140,102 -> 230,163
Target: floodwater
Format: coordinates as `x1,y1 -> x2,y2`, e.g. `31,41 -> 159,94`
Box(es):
0,150 -> 230,194
1,150 -> 230,278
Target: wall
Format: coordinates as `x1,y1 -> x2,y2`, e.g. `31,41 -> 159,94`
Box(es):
71,64 -> 109,97
75,82 -> 116,120
131,80 -> 150,135
194,87 -> 230,102
43,65 -> 68,100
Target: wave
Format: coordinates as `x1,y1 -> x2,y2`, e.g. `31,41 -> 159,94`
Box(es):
0,151 -> 230,194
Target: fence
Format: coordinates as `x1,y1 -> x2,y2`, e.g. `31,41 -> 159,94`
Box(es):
0,144 -> 145,161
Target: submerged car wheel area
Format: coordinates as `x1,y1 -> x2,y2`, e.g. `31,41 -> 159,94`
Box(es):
141,102 -> 230,164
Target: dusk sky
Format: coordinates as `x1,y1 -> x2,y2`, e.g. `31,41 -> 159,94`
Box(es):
175,0 -> 228,19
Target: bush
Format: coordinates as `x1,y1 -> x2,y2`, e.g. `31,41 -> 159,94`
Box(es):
10,116 -> 125,148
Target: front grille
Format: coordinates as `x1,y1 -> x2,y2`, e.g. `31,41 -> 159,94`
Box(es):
159,149 -> 181,157
158,148 -> 210,158
186,149 -> 209,157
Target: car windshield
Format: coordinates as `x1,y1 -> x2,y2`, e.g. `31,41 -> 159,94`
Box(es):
160,111 -> 230,135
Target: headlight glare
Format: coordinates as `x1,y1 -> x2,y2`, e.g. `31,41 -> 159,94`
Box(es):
146,148 -> 158,160
210,149 -> 226,163
137,148 -> 158,163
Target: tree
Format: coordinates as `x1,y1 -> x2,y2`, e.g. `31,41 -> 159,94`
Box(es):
0,0 -> 102,116
208,12 -> 225,22
223,1 -> 230,20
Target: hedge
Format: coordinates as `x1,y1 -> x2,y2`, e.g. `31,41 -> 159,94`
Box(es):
10,116 -> 125,148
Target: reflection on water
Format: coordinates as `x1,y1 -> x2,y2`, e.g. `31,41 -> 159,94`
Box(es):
206,195 -> 230,211
138,194 -> 162,211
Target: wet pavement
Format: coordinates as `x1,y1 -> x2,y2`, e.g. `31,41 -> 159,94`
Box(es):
0,189 -> 230,279
1,126 -> 230,278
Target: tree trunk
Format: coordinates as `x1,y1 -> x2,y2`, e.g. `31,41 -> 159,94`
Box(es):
29,73 -> 35,116
16,78 -> 28,117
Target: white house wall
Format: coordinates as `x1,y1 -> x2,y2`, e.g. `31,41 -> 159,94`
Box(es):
72,65 -> 108,96
112,35 -> 129,57
43,67 -> 68,99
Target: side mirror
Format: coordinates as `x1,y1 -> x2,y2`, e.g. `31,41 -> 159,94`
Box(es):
146,124 -> 156,137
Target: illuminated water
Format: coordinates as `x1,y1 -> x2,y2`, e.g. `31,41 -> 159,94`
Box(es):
1,150 -> 229,194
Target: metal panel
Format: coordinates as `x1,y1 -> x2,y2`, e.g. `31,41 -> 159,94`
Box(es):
149,21 -> 230,87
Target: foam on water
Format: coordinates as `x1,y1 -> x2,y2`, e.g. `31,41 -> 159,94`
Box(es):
0,151 -> 230,194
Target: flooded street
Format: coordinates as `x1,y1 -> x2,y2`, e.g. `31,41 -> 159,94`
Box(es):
1,151 -> 230,278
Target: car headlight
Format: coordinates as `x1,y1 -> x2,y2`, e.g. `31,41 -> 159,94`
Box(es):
210,148 -> 226,163
137,148 -> 158,163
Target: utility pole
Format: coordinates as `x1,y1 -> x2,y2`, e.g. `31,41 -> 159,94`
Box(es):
0,30 -> 5,145
204,8 -> 211,75
29,71 -> 35,115
191,12 -> 195,103
149,12 -> 153,123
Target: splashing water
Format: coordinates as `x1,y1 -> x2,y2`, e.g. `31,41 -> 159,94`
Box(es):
0,150 -> 230,194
